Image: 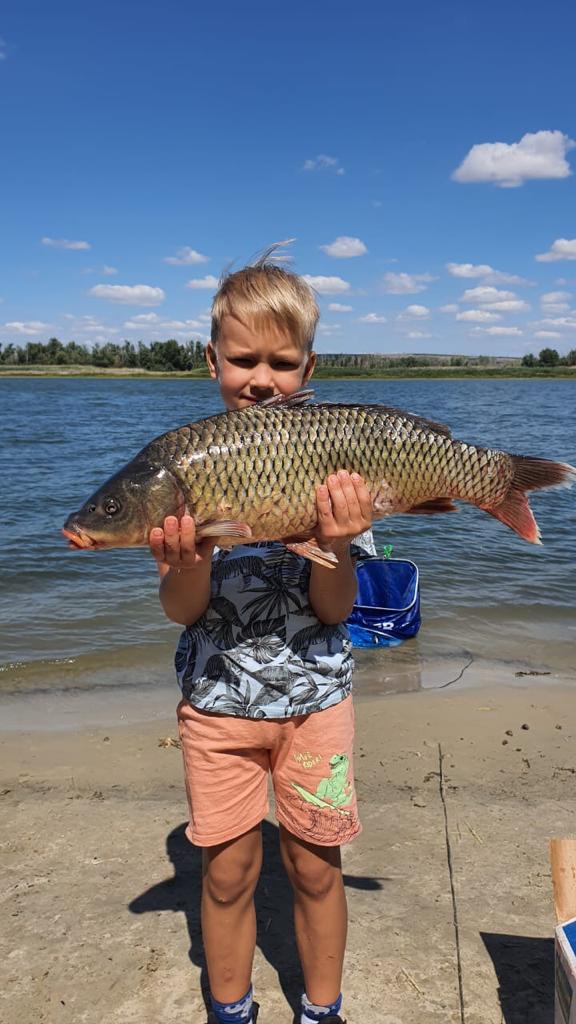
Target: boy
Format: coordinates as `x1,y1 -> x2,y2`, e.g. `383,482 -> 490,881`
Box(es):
149,250 -> 374,1024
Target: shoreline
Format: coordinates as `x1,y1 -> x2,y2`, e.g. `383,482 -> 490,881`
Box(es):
2,680 -> 575,1023
0,649 -> 573,733
1,369 -> 575,380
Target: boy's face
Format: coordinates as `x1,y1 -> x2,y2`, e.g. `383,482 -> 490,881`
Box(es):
206,315 -> 316,411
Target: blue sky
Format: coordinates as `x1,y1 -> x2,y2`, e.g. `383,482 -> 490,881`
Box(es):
1,0 -> 575,357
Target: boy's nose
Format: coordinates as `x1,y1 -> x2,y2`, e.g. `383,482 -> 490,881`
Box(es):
250,363 -> 274,390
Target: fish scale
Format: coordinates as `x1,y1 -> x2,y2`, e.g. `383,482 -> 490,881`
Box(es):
63,396 -> 576,555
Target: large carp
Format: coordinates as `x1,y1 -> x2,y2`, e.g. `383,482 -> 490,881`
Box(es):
62,391 -> 575,565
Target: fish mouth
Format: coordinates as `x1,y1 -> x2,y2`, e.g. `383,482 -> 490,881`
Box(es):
62,526 -> 102,550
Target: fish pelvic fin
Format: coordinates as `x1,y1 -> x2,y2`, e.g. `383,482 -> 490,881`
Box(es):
405,497 -> 458,515
195,520 -> 253,548
284,540 -> 339,568
487,457 -> 576,545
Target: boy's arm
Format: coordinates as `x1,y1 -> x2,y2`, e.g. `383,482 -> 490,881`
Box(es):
308,472 -> 373,625
149,515 -> 216,626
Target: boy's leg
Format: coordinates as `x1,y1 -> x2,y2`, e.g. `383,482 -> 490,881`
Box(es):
279,827 -> 346,1006
202,824 -> 263,1004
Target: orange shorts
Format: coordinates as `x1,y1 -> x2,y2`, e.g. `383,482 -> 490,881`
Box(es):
177,695 -> 361,848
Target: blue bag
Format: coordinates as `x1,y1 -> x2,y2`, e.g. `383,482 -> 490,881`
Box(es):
347,556 -> 421,648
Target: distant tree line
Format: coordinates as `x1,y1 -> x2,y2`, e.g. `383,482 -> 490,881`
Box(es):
0,337 -> 208,371
1,337 -> 575,372
316,352 -> 515,367
521,347 -> 576,367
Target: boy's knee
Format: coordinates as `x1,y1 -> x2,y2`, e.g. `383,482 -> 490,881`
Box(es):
282,843 -> 341,901
203,838 -> 261,906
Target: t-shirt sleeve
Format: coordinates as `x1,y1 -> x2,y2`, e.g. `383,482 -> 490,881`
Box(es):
350,528 -> 377,559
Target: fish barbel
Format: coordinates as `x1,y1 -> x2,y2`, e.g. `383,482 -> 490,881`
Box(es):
62,391 -> 575,565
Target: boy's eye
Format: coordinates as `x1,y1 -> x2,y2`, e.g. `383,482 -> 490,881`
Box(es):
230,357 -> 255,367
274,362 -> 298,370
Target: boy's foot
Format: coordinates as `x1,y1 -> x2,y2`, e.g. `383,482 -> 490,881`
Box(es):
207,1004 -> 259,1024
293,1017 -> 346,1024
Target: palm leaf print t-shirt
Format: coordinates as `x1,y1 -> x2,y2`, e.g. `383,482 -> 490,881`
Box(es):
175,533 -> 375,720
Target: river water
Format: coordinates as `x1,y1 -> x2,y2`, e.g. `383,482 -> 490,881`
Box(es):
0,377 -> 574,713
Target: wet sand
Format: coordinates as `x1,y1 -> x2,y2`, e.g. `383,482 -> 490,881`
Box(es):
2,671 -> 576,1024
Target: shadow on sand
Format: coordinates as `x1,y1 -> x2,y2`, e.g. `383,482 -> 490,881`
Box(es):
481,932 -> 555,1024
129,819 -> 386,1017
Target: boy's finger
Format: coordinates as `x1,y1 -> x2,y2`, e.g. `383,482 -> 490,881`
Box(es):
336,470 -> 360,514
351,474 -> 374,518
162,516 -> 181,557
316,484 -> 333,518
328,473 -> 351,518
179,515 -> 196,556
149,527 -> 165,561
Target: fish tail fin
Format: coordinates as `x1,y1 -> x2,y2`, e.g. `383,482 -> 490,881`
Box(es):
487,457 -> 576,544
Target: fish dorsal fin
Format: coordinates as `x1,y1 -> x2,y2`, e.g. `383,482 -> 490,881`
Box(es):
258,389 -> 315,408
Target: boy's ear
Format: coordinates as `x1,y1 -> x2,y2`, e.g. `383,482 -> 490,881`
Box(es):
302,351 -> 316,384
205,341 -> 218,379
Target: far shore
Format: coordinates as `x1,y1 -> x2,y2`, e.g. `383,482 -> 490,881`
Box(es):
1,365 -> 575,381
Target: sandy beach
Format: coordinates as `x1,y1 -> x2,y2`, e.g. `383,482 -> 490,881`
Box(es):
2,666 -> 575,1024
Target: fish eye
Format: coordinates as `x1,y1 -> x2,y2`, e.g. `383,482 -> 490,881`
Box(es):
104,498 -> 121,516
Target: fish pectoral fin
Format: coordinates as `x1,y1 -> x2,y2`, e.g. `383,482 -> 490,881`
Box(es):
195,520 -> 253,544
405,498 -> 458,515
285,540 -> 339,568
259,389 -> 314,407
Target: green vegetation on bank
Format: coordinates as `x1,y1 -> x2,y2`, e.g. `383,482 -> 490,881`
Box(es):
1,337 -> 575,378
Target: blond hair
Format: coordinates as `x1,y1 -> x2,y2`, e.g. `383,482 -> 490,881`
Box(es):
211,242 -> 319,351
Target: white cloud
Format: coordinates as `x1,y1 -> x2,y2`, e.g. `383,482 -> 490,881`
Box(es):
452,130 -> 575,188
81,265 -> 118,276
164,247 -> 210,265
438,304 -> 459,313
456,309 -> 502,322
318,323 -> 342,334
402,305 -> 430,318
540,291 -> 572,314
302,275 -> 351,294
535,238 -> 576,262
328,303 -> 353,312
125,313 -> 160,324
160,319 -> 204,330
382,272 -> 435,294
358,313 -> 387,323
446,262 -> 531,286
461,286 -> 517,304
538,316 -> 576,329
534,331 -> 563,339
42,236 -> 91,250
482,300 -> 530,312
73,317 -> 108,332
89,284 -> 165,305
406,331 -> 432,339
303,154 -> 345,175
473,326 -> 523,336
123,315 -> 203,332
319,236 -> 367,258
185,275 -> 220,290
5,321 -> 50,335
447,262 -> 494,278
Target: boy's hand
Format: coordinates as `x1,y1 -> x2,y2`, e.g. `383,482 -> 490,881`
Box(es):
149,515 -> 216,571
315,471 -> 373,554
